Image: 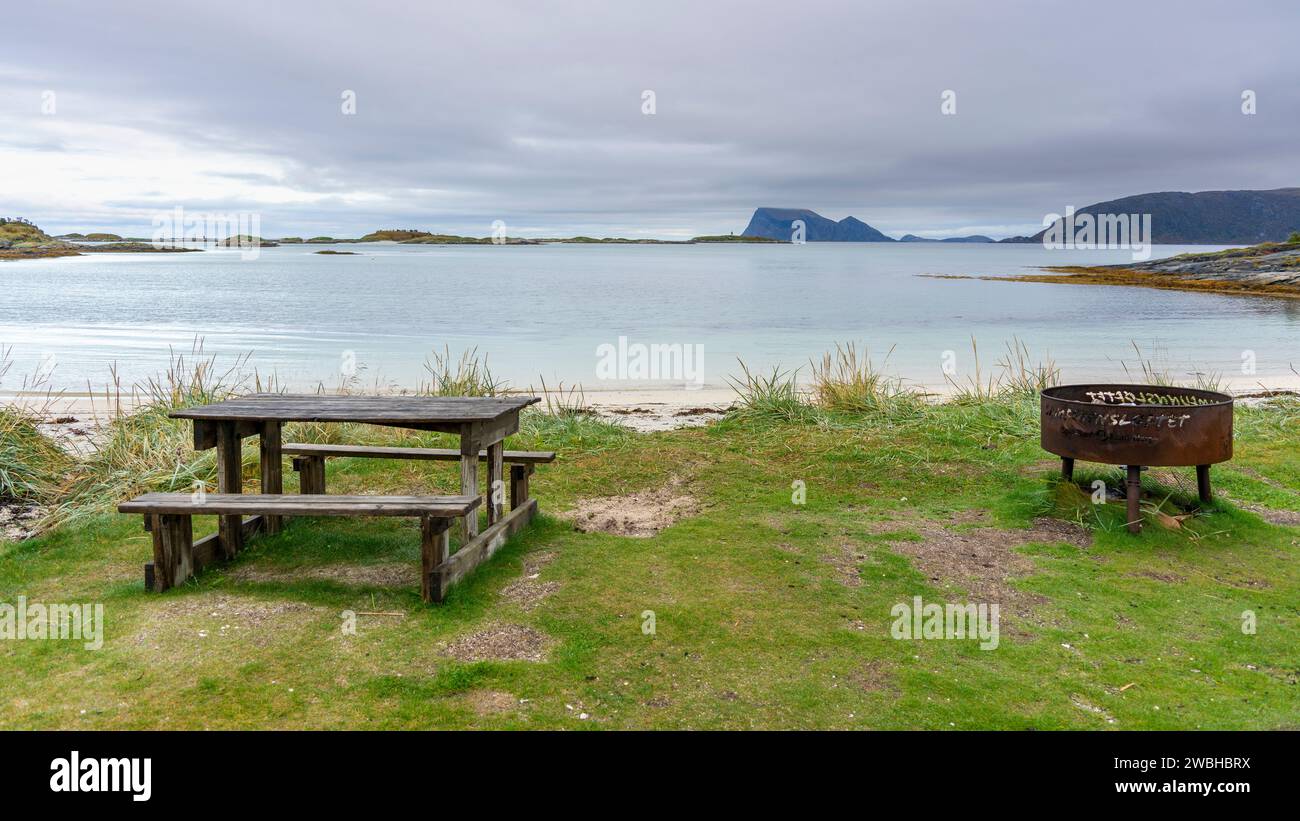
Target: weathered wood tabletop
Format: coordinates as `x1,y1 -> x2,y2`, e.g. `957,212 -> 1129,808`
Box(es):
171,394 -> 538,425
170,394 -> 541,558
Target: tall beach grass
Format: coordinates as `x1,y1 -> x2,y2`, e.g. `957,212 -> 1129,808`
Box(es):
0,348 -> 69,504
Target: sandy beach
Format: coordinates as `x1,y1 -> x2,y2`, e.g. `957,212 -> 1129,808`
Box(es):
5,375 -> 1297,455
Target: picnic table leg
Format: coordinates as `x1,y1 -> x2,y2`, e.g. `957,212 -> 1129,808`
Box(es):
216,421 -> 244,559
486,441 -> 504,525
150,513 -> 194,592
510,464 -> 532,510
293,455 -> 326,494
421,516 -> 451,603
459,425 -> 480,541
260,420 -> 283,535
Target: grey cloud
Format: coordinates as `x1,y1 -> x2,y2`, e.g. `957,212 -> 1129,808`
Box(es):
2,0 -> 1297,238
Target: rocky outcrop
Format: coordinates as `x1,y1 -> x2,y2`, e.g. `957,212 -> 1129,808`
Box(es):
1096,241 -> 1300,286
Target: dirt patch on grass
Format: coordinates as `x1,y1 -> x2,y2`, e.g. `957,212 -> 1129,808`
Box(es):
0,500 -> 46,542
1215,487 -> 1300,526
444,623 -> 552,662
499,550 -> 560,610
851,660 -> 898,695
522,550 -> 556,574
500,577 -> 561,611
463,689 -> 520,716
143,594 -> 320,625
1128,569 -> 1186,583
564,476 -> 699,537
131,594 -> 325,651
827,538 -> 872,587
1235,467 -> 1292,491
870,514 -> 1091,616
1070,694 -> 1117,724
1232,502 -> 1300,526
227,562 -> 417,587
1026,516 -> 1092,547
1254,508 -> 1300,526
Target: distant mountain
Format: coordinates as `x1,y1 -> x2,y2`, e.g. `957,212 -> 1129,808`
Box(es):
742,208 -> 894,242
1001,188 -> 1300,245
899,233 -> 995,243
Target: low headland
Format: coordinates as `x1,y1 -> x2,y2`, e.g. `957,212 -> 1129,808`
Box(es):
0,219 -> 200,260
929,234 -> 1300,299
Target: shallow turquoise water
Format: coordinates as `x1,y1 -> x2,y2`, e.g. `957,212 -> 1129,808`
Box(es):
1,242 -> 1295,394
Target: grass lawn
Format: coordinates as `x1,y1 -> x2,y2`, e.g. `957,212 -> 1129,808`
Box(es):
1,395 -> 1297,730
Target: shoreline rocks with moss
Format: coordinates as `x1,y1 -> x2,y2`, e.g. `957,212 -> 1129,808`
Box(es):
926,238 -> 1300,299
0,220 -> 206,260
1083,241 -> 1300,285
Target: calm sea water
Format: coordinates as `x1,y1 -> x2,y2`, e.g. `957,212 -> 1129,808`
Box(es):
2,242 -> 1297,395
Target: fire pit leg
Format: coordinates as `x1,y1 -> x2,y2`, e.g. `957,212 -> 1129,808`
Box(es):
1126,465 -> 1143,534
1196,464 -> 1212,504
1061,457 -> 1074,482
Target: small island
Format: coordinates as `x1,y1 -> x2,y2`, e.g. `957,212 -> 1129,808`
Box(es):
221,235 -> 279,247
0,219 -> 199,260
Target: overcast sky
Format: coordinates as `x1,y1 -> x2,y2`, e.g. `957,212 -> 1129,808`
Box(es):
2,0 -> 1297,239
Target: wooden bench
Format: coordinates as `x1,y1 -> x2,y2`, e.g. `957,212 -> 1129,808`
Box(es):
283,443 -> 555,509
119,492 -> 481,602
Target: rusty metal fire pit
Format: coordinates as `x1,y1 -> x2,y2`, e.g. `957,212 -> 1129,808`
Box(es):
1040,384 -> 1233,533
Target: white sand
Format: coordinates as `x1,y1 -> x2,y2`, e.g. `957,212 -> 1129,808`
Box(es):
4,377 -> 1297,442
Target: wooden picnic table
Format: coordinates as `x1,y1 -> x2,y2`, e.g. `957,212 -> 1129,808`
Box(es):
170,394 -> 540,558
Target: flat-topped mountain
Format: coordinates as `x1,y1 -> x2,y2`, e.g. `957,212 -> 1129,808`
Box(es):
1002,187 -> 1300,245
742,208 -> 894,242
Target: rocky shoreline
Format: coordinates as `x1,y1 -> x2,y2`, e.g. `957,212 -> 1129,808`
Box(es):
1083,242 -> 1300,286
928,239 -> 1300,299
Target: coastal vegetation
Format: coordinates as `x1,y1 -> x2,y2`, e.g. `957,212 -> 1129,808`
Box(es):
0,220 -> 78,259
0,344 -> 1296,729
220,235 -> 279,247
0,221 -> 200,260
951,236 -> 1300,299
360,229 -> 435,241
86,242 -> 201,254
